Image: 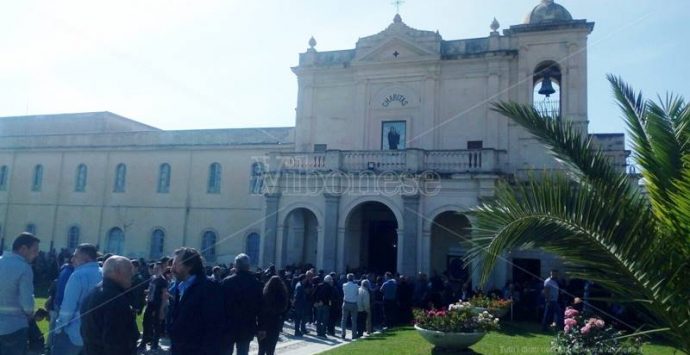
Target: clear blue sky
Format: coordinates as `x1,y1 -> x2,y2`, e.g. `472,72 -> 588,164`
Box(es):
0,0 -> 687,136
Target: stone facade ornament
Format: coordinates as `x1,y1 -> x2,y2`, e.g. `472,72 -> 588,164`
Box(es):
490,17 -> 500,33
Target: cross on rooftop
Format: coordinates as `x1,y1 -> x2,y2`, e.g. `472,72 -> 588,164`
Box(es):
391,0 -> 405,14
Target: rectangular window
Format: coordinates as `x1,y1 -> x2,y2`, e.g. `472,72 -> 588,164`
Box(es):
467,141 -> 483,150
32,165 -> 43,192
0,165 -> 7,191
313,144 -> 327,152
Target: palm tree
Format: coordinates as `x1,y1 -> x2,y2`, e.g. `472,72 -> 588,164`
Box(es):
467,75 -> 690,352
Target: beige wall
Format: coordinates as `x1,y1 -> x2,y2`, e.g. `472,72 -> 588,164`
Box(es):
0,138 -> 291,263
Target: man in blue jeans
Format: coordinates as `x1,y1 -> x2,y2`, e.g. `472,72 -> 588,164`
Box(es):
542,270 -> 564,331
53,244 -> 103,355
0,233 -> 40,355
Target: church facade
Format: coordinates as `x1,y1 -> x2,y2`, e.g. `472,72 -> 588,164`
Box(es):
0,1 -> 627,288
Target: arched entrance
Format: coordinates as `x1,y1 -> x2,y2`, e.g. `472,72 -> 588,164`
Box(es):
430,212 -> 471,283
281,208 -> 318,268
345,201 -> 399,273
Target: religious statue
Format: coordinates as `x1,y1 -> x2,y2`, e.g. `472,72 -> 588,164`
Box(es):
388,126 -> 400,150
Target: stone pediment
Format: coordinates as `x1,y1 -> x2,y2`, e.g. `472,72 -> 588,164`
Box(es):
354,14 -> 441,62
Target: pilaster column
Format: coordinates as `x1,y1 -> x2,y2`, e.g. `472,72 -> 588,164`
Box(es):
322,193 -> 341,272
262,192 -> 281,267
401,194 -> 420,276
421,229 -> 432,274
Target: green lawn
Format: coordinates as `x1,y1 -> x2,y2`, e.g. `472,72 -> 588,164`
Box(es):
320,322 -> 682,355
34,297 -> 681,354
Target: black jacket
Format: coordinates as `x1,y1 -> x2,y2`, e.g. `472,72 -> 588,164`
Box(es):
313,282 -> 334,306
80,278 -> 139,355
221,270 -> 263,342
258,292 -> 289,335
169,275 -> 224,355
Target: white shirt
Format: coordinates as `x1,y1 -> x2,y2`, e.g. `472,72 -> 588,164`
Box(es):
343,281 -> 359,303
544,277 -> 559,302
357,287 -> 371,312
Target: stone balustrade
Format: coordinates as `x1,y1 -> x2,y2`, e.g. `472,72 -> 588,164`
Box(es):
268,149 -> 505,174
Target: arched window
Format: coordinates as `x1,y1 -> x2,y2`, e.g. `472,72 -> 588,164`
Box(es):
32,164 -> 43,191
246,233 -> 260,266
106,227 -> 124,255
533,61 -> 562,118
75,164 -> 87,192
25,223 -> 36,235
67,226 -> 80,250
0,165 -> 8,191
150,229 -> 165,259
207,163 -> 222,193
157,163 -> 171,193
114,164 -> 127,192
201,230 -> 217,261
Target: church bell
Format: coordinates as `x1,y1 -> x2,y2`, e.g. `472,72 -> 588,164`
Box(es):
538,73 -> 556,98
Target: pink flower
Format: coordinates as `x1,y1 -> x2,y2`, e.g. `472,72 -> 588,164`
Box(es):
564,307 -> 579,318
564,318 -> 577,327
564,325 -> 572,332
594,319 -> 605,328
581,325 -> 591,335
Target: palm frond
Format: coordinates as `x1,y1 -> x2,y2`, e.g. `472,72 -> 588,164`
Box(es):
472,77 -> 690,352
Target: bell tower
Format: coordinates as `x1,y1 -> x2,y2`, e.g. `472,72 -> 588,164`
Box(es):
505,0 -> 594,128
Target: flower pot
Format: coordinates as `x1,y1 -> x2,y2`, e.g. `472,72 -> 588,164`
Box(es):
414,325 -> 486,350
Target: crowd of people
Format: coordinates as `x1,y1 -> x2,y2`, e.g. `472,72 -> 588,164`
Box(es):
0,232 -> 627,355
0,233 -> 435,355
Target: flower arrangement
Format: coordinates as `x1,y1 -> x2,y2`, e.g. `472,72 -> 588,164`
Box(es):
551,307 -> 642,354
413,301 -> 500,333
468,295 -> 512,312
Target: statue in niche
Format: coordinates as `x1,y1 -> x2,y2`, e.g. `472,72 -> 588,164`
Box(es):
388,126 -> 400,150
382,121 -> 405,150
250,162 -> 264,194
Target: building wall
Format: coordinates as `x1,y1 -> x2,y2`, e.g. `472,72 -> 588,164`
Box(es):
0,134 -> 291,263
293,19 -> 592,179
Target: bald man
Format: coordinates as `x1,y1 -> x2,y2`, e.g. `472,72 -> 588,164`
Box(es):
80,255 -> 140,355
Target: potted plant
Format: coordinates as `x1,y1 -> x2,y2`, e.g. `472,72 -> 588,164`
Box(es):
414,301 -> 500,350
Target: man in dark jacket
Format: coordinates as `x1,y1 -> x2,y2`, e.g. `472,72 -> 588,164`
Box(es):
139,262 -> 168,351
129,259 -> 148,315
313,276 -> 333,338
80,255 -> 139,355
221,253 -> 263,355
169,248 -> 224,355
292,274 -> 308,337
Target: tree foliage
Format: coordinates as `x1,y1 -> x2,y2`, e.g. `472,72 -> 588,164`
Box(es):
467,76 -> 690,352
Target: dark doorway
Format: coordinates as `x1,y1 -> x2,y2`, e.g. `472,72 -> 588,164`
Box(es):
512,258 -> 542,321
512,258 -> 541,285
345,201 -> 398,273
446,256 -> 470,284
368,220 -> 397,274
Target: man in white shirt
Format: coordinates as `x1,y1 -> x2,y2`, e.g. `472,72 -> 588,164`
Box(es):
53,244 -> 103,355
0,233 -> 39,355
341,273 -> 359,340
542,269 -> 563,331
